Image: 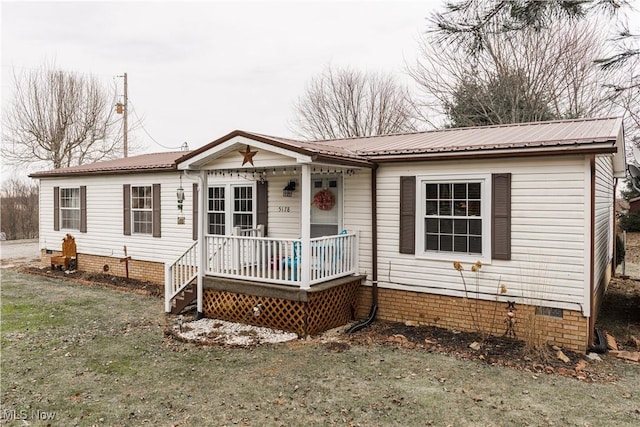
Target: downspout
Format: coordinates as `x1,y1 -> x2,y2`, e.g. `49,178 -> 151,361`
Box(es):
588,157 -> 607,353
612,177 -> 618,278
347,164 -> 378,333
588,156 -> 596,348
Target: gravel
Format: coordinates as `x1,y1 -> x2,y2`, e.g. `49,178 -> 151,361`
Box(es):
176,317 -> 299,345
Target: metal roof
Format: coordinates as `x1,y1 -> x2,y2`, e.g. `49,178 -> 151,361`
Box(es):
29,151 -> 188,178
314,116 -> 623,159
30,117 -> 623,178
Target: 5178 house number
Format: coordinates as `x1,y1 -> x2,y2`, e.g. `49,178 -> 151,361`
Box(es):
278,206 -> 291,213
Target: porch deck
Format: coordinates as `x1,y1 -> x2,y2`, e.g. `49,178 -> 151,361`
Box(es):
202,275 -> 364,336
165,231 -> 359,311
165,231 -> 362,335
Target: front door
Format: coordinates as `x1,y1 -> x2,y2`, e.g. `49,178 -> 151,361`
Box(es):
310,175 -> 341,238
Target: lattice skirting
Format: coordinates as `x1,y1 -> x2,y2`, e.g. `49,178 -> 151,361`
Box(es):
202,279 -> 361,336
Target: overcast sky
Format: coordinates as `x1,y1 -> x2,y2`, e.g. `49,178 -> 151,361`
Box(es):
1,0 -> 441,169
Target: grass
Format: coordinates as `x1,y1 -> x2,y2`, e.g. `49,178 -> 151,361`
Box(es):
1,269 -> 640,426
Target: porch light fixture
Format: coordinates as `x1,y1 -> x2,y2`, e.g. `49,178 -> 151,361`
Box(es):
177,176 -> 185,212
283,180 -> 296,197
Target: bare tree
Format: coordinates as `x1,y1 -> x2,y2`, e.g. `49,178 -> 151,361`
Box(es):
429,0 -> 639,92
2,63 -> 123,169
0,178 -> 39,240
408,20 -> 620,127
289,66 -> 421,140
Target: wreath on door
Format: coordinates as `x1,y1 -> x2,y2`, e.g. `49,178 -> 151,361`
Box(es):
312,189 -> 335,211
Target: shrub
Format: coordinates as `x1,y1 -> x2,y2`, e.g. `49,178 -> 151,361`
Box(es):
619,212 -> 640,232
616,233 -> 625,266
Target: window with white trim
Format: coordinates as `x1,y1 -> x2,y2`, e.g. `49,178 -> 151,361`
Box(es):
208,186 -> 225,235
233,185 -> 253,230
131,186 -> 153,234
60,188 -> 80,230
207,184 -> 255,235
420,177 -> 489,259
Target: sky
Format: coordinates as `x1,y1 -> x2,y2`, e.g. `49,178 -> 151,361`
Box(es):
1,0 -> 442,176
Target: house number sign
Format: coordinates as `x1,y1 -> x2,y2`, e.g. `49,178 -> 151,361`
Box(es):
278,206 -> 291,213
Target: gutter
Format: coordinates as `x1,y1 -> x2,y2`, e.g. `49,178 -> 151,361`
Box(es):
367,145 -> 617,163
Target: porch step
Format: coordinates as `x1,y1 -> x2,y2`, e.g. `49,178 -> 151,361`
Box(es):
171,284 -> 197,315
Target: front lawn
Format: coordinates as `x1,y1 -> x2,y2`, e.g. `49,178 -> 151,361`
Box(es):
1,270 -> 639,426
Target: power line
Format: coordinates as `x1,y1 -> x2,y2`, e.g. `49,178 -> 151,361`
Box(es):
128,99 -> 183,151
1,63 -> 120,80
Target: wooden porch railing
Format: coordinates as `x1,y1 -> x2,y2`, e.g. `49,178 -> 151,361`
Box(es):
205,232 -> 358,287
164,240 -> 198,312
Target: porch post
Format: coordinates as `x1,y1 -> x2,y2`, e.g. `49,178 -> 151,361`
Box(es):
300,164 -> 312,289
197,170 -> 207,316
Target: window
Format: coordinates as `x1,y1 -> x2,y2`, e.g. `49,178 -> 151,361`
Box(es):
208,186 -> 225,235
401,174 -> 510,261
419,176 -> 490,260
206,184 -> 255,235
132,186 -> 153,234
233,186 -> 253,229
60,188 -> 80,230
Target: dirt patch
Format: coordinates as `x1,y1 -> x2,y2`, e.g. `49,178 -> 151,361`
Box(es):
18,265 -> 163,298
344,321 -> 623,382
597,276 -> 640,348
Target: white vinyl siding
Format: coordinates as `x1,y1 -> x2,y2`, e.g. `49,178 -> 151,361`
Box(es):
39,172 -> 194,264
375,156 -> 588,311
593,155 -> 614,296
342,169 -> 373,281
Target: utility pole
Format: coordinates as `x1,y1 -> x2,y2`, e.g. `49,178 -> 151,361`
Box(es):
123,72 -> 128,158
116,72 -> 128,157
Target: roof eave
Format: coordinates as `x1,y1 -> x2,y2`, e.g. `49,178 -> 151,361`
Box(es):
365,143 -> 618,163
310,153 -> 373,168
177,130 -> 372,170
29,165 -> 177,179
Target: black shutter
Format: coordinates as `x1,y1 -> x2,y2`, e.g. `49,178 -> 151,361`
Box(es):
192,183 -> 198,241
53,187 -> 60,231
123,184 -> 131,235
399,176 -> 416,254
80,186 -> 87,233
257,180 -> 268,236
152,184 -> 161,238
492,173 -> 511,260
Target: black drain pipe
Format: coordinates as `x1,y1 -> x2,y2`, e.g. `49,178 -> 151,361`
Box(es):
348,164 -> 378,333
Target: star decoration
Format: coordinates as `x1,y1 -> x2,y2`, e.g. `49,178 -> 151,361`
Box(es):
239,145 -> 258,166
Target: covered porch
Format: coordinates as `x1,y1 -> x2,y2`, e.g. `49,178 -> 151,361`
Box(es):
164,130 -> 373,334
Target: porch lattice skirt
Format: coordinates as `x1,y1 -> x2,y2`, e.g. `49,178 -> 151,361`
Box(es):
202,278 -> 361,336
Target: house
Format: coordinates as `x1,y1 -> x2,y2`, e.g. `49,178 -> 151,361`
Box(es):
30,117 -> 626,352
628,196 -> 640,213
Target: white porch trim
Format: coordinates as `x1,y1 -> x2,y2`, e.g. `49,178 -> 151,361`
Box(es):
178,135 -> 313,170
301,164 -> 312,289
